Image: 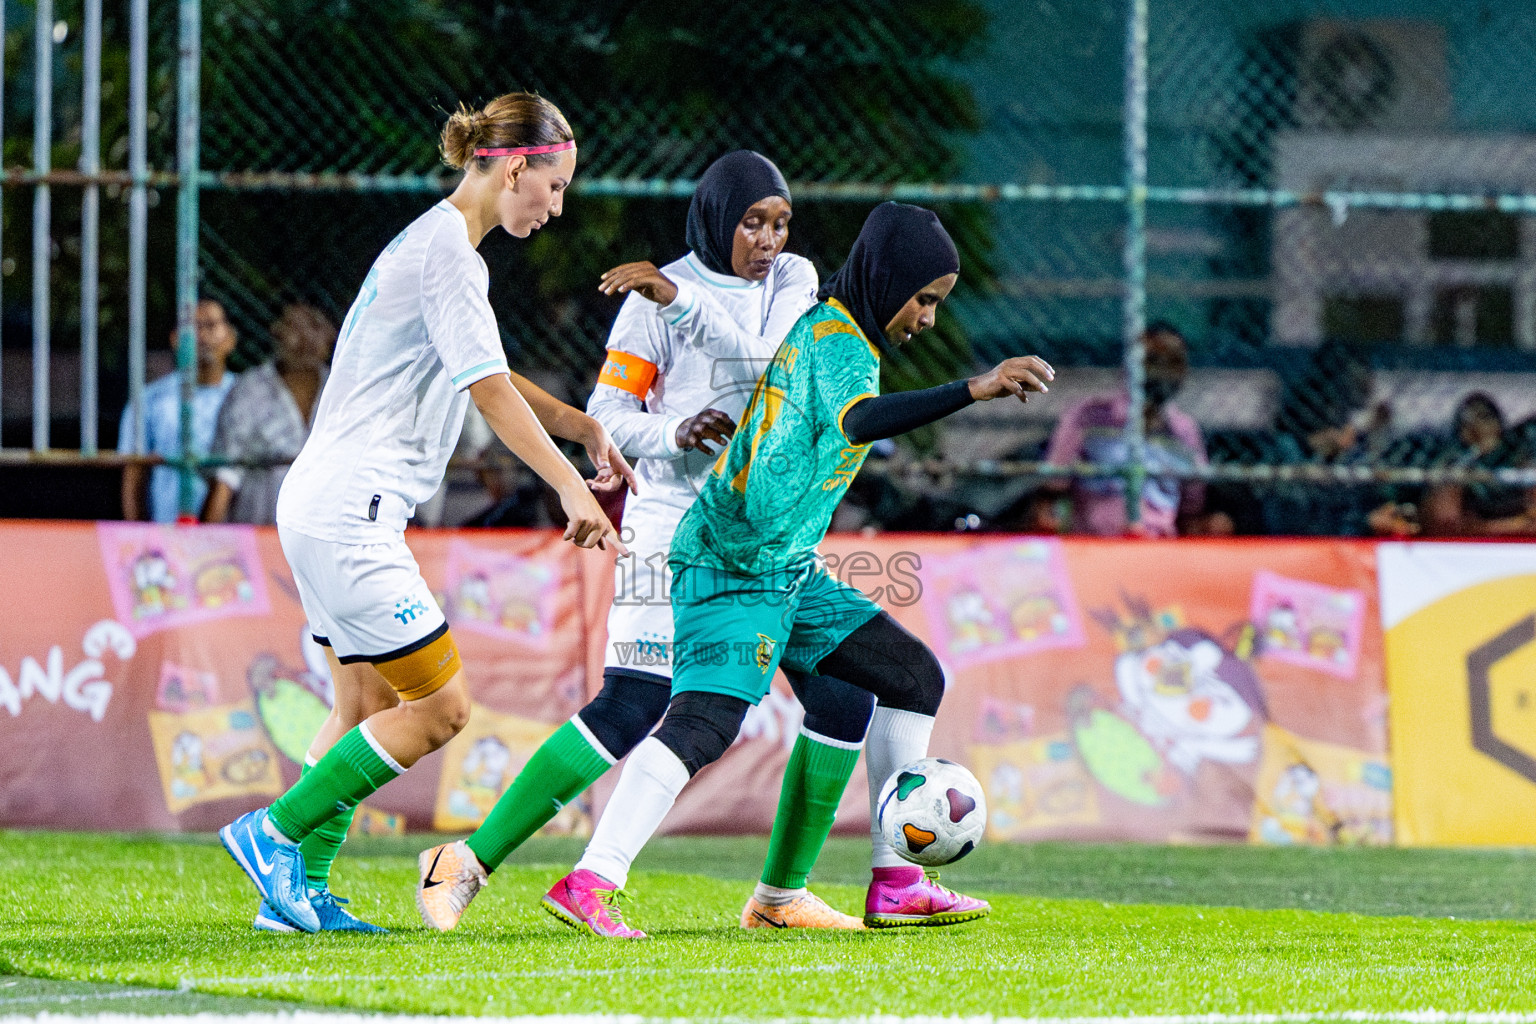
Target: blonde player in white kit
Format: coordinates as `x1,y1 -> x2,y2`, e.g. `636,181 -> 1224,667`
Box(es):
415,151 -> 887,935
219,93 -> 633,936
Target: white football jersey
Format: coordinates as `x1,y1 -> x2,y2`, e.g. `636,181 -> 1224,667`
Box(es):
590,251 -> 818,671
590,251 -> 817,537
278,200 -> 510,542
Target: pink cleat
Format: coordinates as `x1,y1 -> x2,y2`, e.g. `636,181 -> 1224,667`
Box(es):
864,865 -> 990,928
541,869 -> 647,939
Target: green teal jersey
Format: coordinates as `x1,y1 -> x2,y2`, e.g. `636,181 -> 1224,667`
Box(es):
670,299 -> 880,577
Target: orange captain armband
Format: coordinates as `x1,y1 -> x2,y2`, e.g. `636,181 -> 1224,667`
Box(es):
597,349 -> 658,398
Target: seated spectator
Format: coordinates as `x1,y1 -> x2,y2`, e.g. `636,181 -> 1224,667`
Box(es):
1276,340 -> 1392,464
118,300 -> 238,522
1369,391 -> 1504,536
462,446 -> 560,528
1269,341 -> 1396,536
202,304 -> 335,524
1043,322 -> 1222,537
1418,401 -> 1536,536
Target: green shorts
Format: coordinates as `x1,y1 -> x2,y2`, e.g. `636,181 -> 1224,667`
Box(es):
669,562 -> 882,704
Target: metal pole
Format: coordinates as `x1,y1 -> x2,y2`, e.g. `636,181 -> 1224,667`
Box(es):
1120,0 -> 1148,529
31,0 -> 52,452
175,0 -> 201,518
127,0 -> 148,453
80,0 -> 101,455
0,0 -> 7,449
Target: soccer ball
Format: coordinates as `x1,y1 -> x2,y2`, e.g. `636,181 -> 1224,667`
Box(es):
876,757 -> 986,866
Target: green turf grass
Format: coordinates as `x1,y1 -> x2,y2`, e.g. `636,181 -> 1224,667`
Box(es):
3,830 -> 1536,1018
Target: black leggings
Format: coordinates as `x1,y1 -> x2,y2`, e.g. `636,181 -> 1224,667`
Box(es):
576,664 -> 875,763
654,611 -> 944,776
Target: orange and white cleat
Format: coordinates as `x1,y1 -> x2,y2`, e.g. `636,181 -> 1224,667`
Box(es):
416,840 -> 488,932
740,891 -> 865,930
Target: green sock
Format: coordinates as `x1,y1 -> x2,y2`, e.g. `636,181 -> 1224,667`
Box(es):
296,760 -> 357,890
268,726 -> 400,842
465,719 -> 612,872
760,732 -> 861,889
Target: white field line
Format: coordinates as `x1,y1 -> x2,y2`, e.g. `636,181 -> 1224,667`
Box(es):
8,1012 -> 1536,1024
176,965 -> 857,985
0,990 -> 187,1006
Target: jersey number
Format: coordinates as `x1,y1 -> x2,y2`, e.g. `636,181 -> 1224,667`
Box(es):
336,229 -> 407,350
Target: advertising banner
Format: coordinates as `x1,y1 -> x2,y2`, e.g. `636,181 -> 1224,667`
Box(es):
0,525 -> 1389,848
0,523 -> 594,835
1380,542 -> 1536,845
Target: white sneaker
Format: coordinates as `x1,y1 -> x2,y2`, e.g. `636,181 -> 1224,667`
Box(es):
416,840 -> 488,931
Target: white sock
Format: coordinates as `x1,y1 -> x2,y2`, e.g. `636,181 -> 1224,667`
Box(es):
261,810 -> 298,846
865,707 -> 936,869
575,737 -> 690,889
753,882 -> 808,906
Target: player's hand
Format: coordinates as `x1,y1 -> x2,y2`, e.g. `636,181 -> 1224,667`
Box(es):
557,483 -> 629,555
675,409 -> 736,455
599,261 -> 679,307
968,356 -> 1054,403
579,419 -> 639,495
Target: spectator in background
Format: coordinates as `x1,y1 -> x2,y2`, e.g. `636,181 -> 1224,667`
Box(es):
462,446 -> 560,528
202,303 -> 336,524
1276,340 -> 1391,463
1416,398 -> 1536,536
118,299 -> 238,522
1041,322 -> 1219,537
1270,340 -> 1394,536
1370,391 -> 1503,536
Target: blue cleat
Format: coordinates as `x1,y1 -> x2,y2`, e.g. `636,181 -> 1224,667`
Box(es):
219,809 -> 320,933
311,888 -> 387,933
253,889 -> 387,934
253,900 -> 298,933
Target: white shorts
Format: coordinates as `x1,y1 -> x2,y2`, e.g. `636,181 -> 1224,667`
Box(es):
602,547 -> 676,679
278,524 -> 447,663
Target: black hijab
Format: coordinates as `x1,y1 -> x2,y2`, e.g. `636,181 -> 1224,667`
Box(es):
818,202 -> 960,349
685,151 -> 791,277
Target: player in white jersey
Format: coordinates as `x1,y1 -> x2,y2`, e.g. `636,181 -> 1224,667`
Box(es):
218,93 -> 633,936
415,151 -> 880,933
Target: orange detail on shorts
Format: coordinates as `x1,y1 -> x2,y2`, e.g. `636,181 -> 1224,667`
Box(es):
597,349 -> 658,398
375,630 -> 461,701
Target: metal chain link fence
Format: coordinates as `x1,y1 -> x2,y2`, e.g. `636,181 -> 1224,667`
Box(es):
6,0 -> 1536,534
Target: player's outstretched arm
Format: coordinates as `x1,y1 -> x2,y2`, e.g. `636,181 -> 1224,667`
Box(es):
965,356 -> 1055,403
507,370 -> 638,495
600,259 -> 815,364
841,356 -> 1055,447
469,373 -> 628,553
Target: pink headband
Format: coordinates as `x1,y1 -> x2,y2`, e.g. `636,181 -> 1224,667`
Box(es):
474,140 -> 576,157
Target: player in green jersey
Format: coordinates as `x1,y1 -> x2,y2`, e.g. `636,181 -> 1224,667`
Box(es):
542,202 -> 1055,936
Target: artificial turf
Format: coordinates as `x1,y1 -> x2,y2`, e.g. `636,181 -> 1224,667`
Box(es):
3,830 -> 1536,1018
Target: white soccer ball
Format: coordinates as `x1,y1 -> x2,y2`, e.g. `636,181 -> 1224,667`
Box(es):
876,757 -> 986,866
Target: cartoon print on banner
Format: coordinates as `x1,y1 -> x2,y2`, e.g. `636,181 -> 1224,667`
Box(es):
969,733 -> 1099,837
96,524 -> 270,638
351,804 -> 405,837
444,539 -> 559,646
1250,571 -> 1365,680
146,700 -> 283,813
155,663 -> 218,712
433,703 -> 590,836
1250,724 -> 1392,845
248,647 -> 332,766
974,696 -> 1036,745
921,539 -> 1085,670
1067,598 -> 1270,808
